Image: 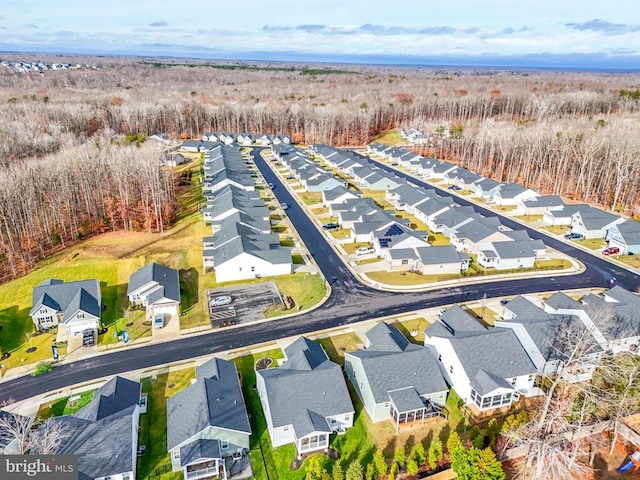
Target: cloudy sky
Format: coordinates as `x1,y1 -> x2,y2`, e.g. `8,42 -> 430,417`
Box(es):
1,0 -> 639,68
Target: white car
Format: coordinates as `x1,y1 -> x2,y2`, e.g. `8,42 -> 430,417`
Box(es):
356,247 -> 375,256
211,295 -> 232,306
153,314 -> 164,329
282,203 -> 289,210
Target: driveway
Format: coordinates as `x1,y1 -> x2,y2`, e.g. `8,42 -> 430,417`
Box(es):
152,312 -> 180,341
208,282 -> 284,327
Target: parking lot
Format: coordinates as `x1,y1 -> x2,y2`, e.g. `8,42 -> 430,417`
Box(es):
207,282 -> 284,328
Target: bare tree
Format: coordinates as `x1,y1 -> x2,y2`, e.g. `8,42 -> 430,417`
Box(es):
0,409 -> 35,454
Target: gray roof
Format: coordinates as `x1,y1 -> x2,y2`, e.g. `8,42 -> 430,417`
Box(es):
545,204 -> 588,218
416,245 -> 468,265
490,240 -> 537,259
388,184 -> 426,206
427,305 -> 488,339
582,286 -> 640,340
452,219 -> 499,243
257,338 -> 354,432
365,322 -> 417,352
33,376 -> 140,479
388,388 -> 426,412
522,195 -> 564,208
544,292 -> 583,311
212,236 -> 291,267
612,220 -> 640,245
180,439 -> 222,467
167,358 -> 251,451
74,376 -> 140,422
388,248 -> 418,260
349,347 -> 448,404
470,369 -> 515,396
575,208 -> 622,230
292,409 -> 332,437
496,183 -> 530,199
126,263 -> 180,303
30,279 -> 101,318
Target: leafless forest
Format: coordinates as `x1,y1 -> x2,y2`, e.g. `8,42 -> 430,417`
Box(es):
0,55 -> 638,280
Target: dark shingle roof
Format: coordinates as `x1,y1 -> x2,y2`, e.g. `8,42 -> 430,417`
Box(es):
74,376 -> 140,422
167,358 -> 250,451
180,439 -> 221,467
388,387 -> 425,412
127,263 -> 180,303
30,279 -> 101,318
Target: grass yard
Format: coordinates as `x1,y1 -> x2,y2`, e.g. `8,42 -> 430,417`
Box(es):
513,214 -> 544,223
617,254 -> 640,269
371,130 -> 405,146
298,192 -> 323,205
576,238 -> 607,250
342,243 -> 371,255
137,368 -> 196,480
291,254 -> 305,265
390,318 -> 430,344
429,233 -> 451,246
533,258 -> 573,269
463,305 -> 499,326
37,389 -> 95,420
543,225 -> 570,235
355,258 -> 382,266
360,189 -> 393,209
0,329 -> 67,374
330,228 -> 352,240
492,205 -> 518,213
316,332 -> 362,365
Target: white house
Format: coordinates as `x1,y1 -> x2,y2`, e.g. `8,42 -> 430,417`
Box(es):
127,263 -> 181,318
477,240 -> 544,270
605,219 -> 640,254
256,337 -> 354,454
424,306 -> 539,412
570,208 -> 625,239
492,183 -> 539,206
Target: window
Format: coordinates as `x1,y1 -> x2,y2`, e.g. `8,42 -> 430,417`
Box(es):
283,426 -> 289,431
528,374 -> 535,382
402,259 -> 408,265
172,450 -> 180,459
221,440 -> 229,450
449,365 -> 453,374
438,354 -> 442,362
511,377 -> 517,386
251,266 -> 255,272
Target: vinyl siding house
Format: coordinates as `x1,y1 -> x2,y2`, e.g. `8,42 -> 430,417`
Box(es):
371,223 -> 429,257
424,306 -> 538,412
321,186 -> 359,208
496,295 -> 602,382
449,218 -> 511,254
33,376 -> 142,480
167,358 -> 251,480
542,204 -> 588,226
473,178 -> 502,200
492,183 -> 539,206
415,245 -> 470,275
570,208 -> 625,239
605,220 -> 640,254
385,184 -> 427,213
256,337 -> 354,454
516,195 -> 565,216
127,263 -> 181,318
344,323 -> 448,432
30,279 -> 102,336
477,240 -> 545,270
383,248 -> 418,271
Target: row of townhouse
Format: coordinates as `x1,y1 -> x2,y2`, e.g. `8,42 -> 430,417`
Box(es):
200,143 -> 293,283
369,143 -> 640,253
30,263 -> 180,340
272,144 -> 347,192
200,132 -> 291,147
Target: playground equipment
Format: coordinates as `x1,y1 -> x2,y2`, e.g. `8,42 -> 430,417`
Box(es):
618,450 -> 640,474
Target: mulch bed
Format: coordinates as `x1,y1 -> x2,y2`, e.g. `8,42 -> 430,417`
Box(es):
255,357 -> 273,370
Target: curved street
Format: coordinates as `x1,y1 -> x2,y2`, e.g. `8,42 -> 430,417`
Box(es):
0,147 -> 637,404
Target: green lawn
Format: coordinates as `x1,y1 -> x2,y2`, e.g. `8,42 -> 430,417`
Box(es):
37,389 -> 95,419
429,233 -> 451,246
342,243 -> 371,254
390,318 -> 430,344
299,192 -> 323,205
370,130 -> 405,146
576,238 -> 607,250
330,228 -> 352,240
137,368 -> 196,480
617,254 -> 640,269
292,254 -> 305,265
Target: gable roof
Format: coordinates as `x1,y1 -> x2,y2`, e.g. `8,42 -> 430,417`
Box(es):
74,376 -> 140,422
257,338 -> 354,432
180,439 -> 221,467
167,357 -> 251,451
415,245 -> 469,265
126,263 -> 180,303
30,279 -> 101,318
365,322 -> 417,352
581,286 -> 640,340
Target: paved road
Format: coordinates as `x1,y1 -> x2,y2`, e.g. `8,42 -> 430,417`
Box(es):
0,148 -> 637,404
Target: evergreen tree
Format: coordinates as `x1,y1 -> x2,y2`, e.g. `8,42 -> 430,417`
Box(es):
332,462 -> 344,480
394,445 -> 406,468
410,442 -> 426,465
428,437 -> 443,469
345,460 -> 363,480
373,450 -> 387,478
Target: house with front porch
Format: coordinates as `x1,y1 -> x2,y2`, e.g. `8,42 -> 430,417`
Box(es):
477,240 -> 545,270
424,306 -> 539,412
491,183 -> 539,206
474,178 -> 502,200
415,245 -> 470,275
167,358 -> 251,480
570,208 -> 625,239
256,337 -> 354,454
29,278 -> 102,336
605,219 -> 640,254
321,185 -> 359,208
345,322 -> 448,432
516,195 -> 565,216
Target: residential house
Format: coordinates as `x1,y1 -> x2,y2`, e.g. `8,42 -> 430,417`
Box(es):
385,184 -> 427,213
165,153 -> 189,167
477,240 -> 545,270
321,185 -> 359,208
345,322 -> 448,431
424,306 -> 538,411
127,263 -> 181,319
473,178 -> 502,200
427,206 -> 476,236
415,245 -> 470,275
256,337 -> 354,454
496,295 -> 602,381
541,204 -> 588,226
516,195 -> 565,216
372,222 -> 429,256
167,358 -> 251,480
33,376 -> 142,480
492,183 -> 539,206
570,208 -> 625,239
605,219 -> 640,254
449,218 -> 511,254
29,279 -> 101,336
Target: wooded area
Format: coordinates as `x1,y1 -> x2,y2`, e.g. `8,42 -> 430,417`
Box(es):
0,56 -> 638,280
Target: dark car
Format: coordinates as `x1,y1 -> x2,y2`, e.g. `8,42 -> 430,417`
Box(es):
82,329 -> 95,347
603,247 -> 620,255
564,232 -> 583,240
447,185 -> 462,191
322,222 -> 340,230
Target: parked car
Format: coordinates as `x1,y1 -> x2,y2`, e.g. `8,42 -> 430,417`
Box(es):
153,314 -> 164,329
82,329 -> 95,347
603,247 -> 620,255
564,232 -> 583,240
500,299 -> 510,305
211,295 -> 232,306
282,203 -> 289,210
448,185 -> 462,191
356,247 -> 375,256
322,222 -> 340,230
268,183 -> 275,189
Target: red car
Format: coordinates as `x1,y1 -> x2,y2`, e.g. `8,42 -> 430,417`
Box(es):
603,247 -> 620,255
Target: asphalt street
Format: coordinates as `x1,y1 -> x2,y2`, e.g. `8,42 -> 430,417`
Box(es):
0,147 -> 637,404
